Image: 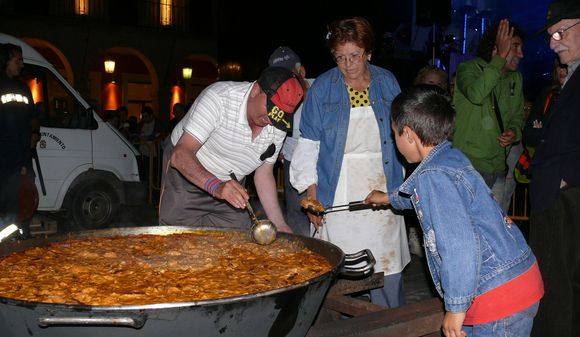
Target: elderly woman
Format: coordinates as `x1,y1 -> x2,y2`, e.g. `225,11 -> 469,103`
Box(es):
290,17 -> 409,308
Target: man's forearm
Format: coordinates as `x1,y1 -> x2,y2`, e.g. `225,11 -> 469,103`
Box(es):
171,144 -> 219,192
254,164 -> 291,232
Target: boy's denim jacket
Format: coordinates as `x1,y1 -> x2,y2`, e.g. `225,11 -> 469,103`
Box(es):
389,141 -> 536,312
299,64 -> 404,207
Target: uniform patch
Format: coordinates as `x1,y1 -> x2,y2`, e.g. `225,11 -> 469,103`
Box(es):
1,93 -> 29,104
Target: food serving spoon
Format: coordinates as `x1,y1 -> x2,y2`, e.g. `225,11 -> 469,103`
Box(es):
229,173 -> 277,245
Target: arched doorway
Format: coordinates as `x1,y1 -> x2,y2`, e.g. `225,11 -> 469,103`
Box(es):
21,37 -> 74,85
89,47 -> 159,121
172,54 -> 218,118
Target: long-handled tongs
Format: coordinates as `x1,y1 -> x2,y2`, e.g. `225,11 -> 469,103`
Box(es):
322,200 -> 369,215
304,200 -> 370,216
307,201 -> 370,237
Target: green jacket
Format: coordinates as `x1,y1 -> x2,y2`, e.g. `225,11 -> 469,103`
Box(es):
453,56 -> 524,174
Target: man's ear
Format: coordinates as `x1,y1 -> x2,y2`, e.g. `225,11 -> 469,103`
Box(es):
297,65 -> 306,78
492,46 -> 498,57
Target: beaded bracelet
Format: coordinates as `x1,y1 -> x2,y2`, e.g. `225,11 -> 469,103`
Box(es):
204,176 -> 223,196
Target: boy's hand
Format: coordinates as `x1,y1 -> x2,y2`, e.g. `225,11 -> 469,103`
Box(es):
442,312 -> 467,337
364,190 -> 389,207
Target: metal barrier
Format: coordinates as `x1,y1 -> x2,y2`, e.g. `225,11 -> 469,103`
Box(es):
138,139 -> 163,205
508,184 -> 530,221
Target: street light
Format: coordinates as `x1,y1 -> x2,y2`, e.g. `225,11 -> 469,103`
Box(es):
75,0 -> 89,15
104,59 -> 116,74
182,67 -> 192,80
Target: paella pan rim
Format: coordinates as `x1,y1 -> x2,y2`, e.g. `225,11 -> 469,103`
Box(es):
0,225 -> 345,311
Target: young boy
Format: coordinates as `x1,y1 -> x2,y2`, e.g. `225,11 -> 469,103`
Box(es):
365,85 -> 543,337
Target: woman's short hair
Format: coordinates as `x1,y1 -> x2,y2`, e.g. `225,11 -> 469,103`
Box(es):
477,22 -> 525,62
326,17 -> 374,54
391,85 -> 455,146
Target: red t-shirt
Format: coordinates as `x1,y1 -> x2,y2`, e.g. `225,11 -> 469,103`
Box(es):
463,262 -> 544,325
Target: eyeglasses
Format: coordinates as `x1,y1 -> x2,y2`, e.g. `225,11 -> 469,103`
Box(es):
549,21 -> 580,41
333,51 -> 366,65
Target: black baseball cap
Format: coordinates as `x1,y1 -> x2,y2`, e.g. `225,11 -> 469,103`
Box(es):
536,0 -> 580,35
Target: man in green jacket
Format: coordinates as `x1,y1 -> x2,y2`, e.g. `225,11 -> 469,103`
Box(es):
453,19 -> 525,209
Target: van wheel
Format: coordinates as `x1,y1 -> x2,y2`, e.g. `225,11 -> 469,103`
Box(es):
70,182 -> 119,229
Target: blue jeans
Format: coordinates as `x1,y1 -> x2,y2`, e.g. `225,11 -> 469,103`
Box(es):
463,302 -> 539,337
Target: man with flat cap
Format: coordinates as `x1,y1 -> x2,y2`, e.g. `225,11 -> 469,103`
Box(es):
531,1 -> 580,336
160,67 -> 303,232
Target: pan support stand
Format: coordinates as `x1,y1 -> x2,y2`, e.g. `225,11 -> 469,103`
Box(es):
307,272 -> 444,337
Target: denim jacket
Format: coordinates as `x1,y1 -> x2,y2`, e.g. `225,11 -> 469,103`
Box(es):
389,141 -> 536,312
299,64 -> 404,207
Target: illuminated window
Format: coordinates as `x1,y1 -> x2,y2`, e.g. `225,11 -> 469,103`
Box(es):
160,0 -> 172,26
75,0 -> 89,15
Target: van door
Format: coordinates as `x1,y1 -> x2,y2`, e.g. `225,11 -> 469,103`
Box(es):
21,64 -> 93,210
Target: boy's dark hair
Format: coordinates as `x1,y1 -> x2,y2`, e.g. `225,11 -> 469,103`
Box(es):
391,85 -> 455,147
477,22 -> 525,62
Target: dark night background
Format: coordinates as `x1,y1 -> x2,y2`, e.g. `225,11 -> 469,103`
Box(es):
216,0 -> 555,98
0,0 -> 559,103
216,0 -> 413,79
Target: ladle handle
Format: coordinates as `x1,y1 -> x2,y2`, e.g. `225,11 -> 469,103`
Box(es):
229,172 -> 258,223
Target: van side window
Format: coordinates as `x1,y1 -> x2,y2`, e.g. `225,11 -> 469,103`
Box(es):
20,64 -> 91,130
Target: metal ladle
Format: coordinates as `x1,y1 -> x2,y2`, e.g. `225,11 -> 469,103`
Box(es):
229,173 -> 277,245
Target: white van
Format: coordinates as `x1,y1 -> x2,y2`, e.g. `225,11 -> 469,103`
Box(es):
1,33 -> 145,229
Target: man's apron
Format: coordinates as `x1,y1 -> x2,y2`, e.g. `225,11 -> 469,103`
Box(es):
315,104 -> 410,275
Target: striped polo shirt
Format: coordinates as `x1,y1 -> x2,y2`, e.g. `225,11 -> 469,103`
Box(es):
170,81 -> 286,181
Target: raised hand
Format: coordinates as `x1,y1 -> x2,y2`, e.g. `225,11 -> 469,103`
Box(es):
495,19 -> 514,59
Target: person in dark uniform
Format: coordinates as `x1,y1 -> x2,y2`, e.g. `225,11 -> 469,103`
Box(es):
530,1 -> 580,336
0,43 -> 39,238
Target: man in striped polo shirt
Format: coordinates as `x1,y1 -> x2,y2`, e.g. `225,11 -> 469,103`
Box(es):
160,67 -> 303,232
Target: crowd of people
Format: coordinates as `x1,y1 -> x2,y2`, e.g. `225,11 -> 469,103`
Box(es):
158,1 -> 579,336
1,0 -> 578,336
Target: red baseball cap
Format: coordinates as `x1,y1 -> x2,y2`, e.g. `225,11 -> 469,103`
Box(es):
257,67 -> 304,131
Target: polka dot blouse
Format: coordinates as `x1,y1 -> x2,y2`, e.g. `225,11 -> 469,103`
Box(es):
347,85 -> 370,108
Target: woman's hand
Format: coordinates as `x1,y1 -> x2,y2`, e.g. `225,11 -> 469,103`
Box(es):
307,212 -> 324,230
306,185 -> 324,229
442,312 -> 467,337
364,190 -> 389,207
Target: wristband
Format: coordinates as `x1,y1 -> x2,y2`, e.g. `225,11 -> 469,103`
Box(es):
210,181 -> 226,197
204,176 -> 223,197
